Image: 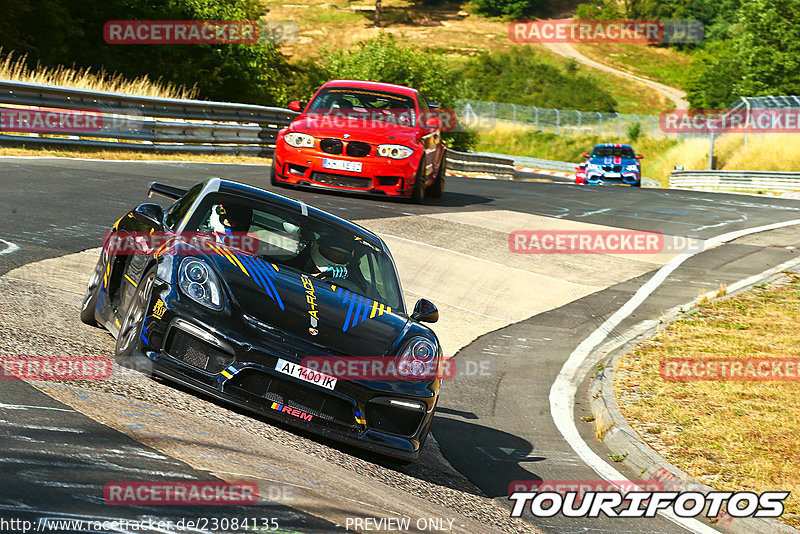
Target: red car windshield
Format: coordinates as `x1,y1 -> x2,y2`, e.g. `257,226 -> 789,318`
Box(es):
307,87 -> 418,126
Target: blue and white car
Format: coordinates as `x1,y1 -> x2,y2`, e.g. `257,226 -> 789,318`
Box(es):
581,143 -> 643,187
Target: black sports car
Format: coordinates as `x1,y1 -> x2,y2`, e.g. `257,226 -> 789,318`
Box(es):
80,178 -> 441,461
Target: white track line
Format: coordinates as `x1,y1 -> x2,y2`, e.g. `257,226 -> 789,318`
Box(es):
550,217 -> 800,534
0,238 -> 19,255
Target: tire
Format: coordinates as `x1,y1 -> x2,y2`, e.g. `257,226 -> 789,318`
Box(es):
115,268 -> 156,364
632,180 -> 641,187
426,154 -> 445,199
80,259 -> 104,326
270,160 -> 279,187
410,159 -> 426,204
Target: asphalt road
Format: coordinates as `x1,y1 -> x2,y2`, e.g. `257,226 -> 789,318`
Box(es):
2,157 -> 800,533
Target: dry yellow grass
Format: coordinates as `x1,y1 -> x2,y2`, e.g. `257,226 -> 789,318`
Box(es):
0,145 -> 268,165
723,133 -> 800,171
616,274 -> 800,527
0,48 -> 198,99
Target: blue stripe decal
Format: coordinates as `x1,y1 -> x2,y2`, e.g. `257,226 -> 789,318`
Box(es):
248,256 -> 285,311
343,295 -> 357,332
140,332 -> 149,344
353,297 -> 364,328
240,256 -> 275,301
360,297 -> 371,323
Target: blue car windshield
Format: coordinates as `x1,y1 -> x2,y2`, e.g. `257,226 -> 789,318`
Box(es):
591,147 -> 636,158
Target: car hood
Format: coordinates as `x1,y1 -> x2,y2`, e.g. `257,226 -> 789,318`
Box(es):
288,114 -> 420,144
589,156 -> 637,166
208,250 -> 409,357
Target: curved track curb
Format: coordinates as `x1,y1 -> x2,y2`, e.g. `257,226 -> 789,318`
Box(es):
589,256 -> 800,534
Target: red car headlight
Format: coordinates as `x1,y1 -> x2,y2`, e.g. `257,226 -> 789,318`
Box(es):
285,132 -> 314,148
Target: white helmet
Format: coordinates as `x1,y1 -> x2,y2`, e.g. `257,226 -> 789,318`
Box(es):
310,236 -> 350,272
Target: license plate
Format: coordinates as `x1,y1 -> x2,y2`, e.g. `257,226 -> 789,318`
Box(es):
604,172 -> 621,177
323,158 -> 362,173
275,358 -> 337,390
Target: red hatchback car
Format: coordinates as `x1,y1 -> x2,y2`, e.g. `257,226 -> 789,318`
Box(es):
271,80 -> 447,203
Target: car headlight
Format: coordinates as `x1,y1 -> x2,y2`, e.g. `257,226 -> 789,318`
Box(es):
396,337 -> 439,379
284,132 -> 314,148
179,258 -> 223,311
625,164 -> 639,171
377,144 -> 413,159
587,163 -> 601,171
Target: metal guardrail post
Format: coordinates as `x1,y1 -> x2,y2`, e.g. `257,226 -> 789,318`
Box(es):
616,113 -> 621,137
597,112 -> 602,135
555,109 -> 560,134
535,107 -> 539,130
512,104 -> 516,123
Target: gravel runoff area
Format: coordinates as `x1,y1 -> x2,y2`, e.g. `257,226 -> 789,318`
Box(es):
0,249 -> 537,534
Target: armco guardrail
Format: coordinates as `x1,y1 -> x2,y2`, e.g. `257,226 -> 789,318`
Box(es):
670,170 -> 800,193
445,149 -> 515,177
0,79 -> 525,176
0,79 -> 296,156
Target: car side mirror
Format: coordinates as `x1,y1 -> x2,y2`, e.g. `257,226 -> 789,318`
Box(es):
132,203 -> 165,227
582,152 -> 590,158
636,154 -> 644,159
424,116 -> 441,129
288,101 -> 304,112
428,102 -> 440,109
411,298 -> 438,323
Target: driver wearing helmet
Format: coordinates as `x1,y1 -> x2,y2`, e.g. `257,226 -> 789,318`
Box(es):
211,203 -> 257,252
307,233 -> 352,279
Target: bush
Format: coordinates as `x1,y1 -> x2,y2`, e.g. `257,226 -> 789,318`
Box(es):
627,121 -> 642,141
456,47 -> 618,112
471,0 -> 543,19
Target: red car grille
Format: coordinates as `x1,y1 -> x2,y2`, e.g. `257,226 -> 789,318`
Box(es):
312,172 -> 372,189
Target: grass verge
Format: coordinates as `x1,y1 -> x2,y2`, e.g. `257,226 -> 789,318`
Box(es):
616,273 -> 800,527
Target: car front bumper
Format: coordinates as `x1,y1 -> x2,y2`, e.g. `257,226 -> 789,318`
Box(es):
130,281 -> 438,461
585,171 -> 640,185
272,146 -> 421,197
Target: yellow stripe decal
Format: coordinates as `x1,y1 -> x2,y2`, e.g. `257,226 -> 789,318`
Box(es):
386,306 -> 391,314
124,274 -> 137,288
272,263 -> 279,272
221,370 -> 233,379
377,303 -> 385,316
370,300 -> 379,319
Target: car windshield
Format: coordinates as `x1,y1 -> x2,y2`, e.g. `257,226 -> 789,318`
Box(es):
187,194 -> 404,310
591,146 -> 636,158
307,86 -> 417,126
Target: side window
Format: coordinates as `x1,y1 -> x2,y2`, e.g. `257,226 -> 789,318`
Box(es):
165,183 -> 203,229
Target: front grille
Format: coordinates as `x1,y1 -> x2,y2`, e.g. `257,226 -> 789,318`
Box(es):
366,402 -> 425,437
311,172 -> 371,189
376,176 -> 401,186
320,138 -> 343,154
164,329 -> 234,374
346,141 -> 371,157
602,165 -> 622,172
224,369 -> 356,428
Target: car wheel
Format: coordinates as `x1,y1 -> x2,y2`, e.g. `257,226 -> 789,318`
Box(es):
115,268 -> 156,364
426,154 -> 445,199
270,160 -> 280,187
632,180 -> 641,187
411,159 -> 426,204
80,258 -> 104,326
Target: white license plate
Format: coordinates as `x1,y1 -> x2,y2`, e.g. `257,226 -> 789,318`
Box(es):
604,172 -> 621,177
323,158 -> 362,173
275,358 -> 337,390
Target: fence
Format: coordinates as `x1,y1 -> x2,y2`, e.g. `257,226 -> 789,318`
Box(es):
458,99 -> 666,139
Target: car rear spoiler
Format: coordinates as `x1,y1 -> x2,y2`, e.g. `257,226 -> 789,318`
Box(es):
148,182 -> 187,200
